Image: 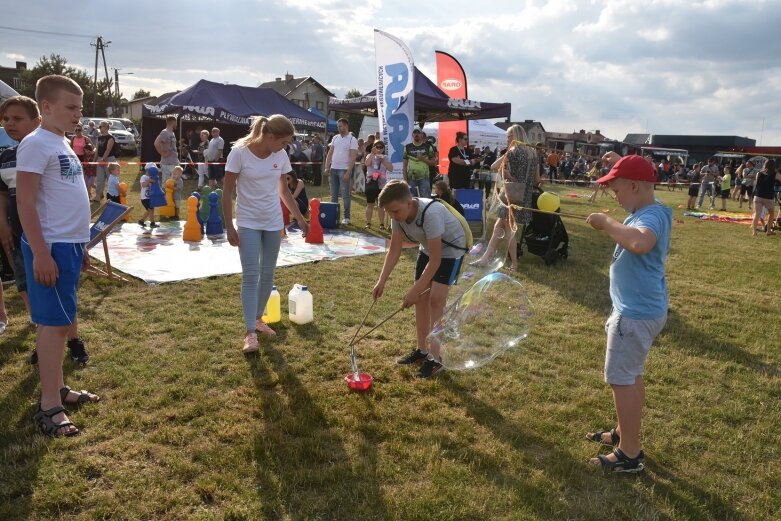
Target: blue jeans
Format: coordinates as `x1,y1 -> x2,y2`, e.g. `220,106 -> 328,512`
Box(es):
238,227 -> 282,331
330,169 -> 351,219
408,177 -> 431,198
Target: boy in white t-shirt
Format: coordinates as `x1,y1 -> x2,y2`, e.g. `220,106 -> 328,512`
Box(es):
16,75 -> 100,437
138,162 -> 159,228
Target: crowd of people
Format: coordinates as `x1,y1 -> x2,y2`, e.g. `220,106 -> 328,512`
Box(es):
0,72 -> 778,444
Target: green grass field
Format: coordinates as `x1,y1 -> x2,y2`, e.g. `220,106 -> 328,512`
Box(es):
1,162 -> 779,520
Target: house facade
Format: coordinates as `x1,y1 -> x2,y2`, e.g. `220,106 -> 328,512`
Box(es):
258,73 -> 334,116
496,120 -> 547,145
0,61 -> 27,93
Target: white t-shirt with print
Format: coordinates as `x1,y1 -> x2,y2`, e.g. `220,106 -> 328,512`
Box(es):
139,174 -> 150,200
329,133 -> 358,170
225,146 -> 291,231
16,127 -> 91,244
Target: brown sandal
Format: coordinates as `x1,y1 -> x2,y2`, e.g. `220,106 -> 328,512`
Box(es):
33,405 -> 79,437
586,428 -> 620,446
60,386 -> 100,406
594,448 -> 644,473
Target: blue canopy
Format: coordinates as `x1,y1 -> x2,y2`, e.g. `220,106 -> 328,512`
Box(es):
328,67 -> 511,123
309,107 -> 337,133
143,79 -> 326,132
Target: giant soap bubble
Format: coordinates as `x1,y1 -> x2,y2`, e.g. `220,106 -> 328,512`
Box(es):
429,272 -> 532,370
447,190 -> 517,304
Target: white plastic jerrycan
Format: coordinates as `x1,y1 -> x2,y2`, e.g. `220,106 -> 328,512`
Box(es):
288,284 -> 313,324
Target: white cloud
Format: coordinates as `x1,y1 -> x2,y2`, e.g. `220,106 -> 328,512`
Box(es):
638,27 -> 670,42
5,0 -> 781,144
4,52 -> 26,61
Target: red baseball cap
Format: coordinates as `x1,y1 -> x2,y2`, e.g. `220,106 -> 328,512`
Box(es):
596,154 -> 656,184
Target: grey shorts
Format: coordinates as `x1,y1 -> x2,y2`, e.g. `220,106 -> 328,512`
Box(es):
604,310 -> 666,385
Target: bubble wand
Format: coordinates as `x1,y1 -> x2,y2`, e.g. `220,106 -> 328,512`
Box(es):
351,288 -> 431,345
345,288 -> 431,392
509,204 -> 587,220
349,298 -> 378,378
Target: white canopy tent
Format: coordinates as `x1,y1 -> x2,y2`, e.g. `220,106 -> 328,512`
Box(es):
359,117 -> 507,151
0,79 -> 19,103
359,116 -> 379,140
422,119 -> 506,151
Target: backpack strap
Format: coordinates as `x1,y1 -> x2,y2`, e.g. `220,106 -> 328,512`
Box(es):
397,199 -> 471,252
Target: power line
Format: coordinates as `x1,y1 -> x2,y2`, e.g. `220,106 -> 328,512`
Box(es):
0,26 -> 93,39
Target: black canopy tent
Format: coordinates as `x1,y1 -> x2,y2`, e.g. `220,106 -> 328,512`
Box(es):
328,67 -> 511,123
141,79 -> 326,162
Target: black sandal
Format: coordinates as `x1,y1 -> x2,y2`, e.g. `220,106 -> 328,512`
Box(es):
595,448 -> 644,473
33,405 -> 79,437
60,386 -> 100,406
586,428 -> 620,446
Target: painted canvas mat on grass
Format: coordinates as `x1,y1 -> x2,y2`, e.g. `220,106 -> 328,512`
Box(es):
88,221 -> 387,284
683,210 -> 753,225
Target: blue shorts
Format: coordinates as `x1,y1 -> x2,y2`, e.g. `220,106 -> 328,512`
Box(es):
21,236 -> 85,327
415,251 -> 464,286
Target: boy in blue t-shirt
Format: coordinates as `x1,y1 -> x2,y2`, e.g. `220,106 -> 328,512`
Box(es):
106,162 -> 121,203
585,155 -> 672,473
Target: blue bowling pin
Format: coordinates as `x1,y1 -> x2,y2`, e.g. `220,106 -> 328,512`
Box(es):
205,192 -> 224,236
148,166 -> 167,208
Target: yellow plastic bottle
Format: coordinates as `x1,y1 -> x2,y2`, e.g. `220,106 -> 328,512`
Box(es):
261,286 -> 281,324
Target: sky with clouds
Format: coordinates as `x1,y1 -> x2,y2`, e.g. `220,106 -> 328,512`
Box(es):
3,0 -> 781,144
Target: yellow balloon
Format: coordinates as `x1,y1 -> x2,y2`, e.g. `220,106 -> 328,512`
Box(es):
537,192 -> 560,213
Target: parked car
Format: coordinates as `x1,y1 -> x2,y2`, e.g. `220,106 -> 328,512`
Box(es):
80,117 -> 137,156
108,117 -> 140,143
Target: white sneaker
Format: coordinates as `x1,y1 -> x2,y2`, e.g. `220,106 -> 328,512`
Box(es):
242,333 -> 259,353
341,218 -> 350,225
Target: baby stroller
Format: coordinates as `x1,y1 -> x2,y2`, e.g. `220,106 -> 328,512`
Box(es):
517,189 -> 569,266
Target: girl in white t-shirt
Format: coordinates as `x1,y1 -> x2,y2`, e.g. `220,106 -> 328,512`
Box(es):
223,115 -> 310,353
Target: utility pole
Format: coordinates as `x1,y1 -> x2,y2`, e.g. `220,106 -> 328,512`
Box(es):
113,68 -> 132,117
90,36 -> 112,116
92,38 -> 98,116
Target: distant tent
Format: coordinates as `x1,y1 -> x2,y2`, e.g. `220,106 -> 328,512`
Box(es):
328,67 -> 511,123
309,107 -> 337,133
0,79 -> 20,103
423,119 -> 507,151
141,79 -> 326,162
